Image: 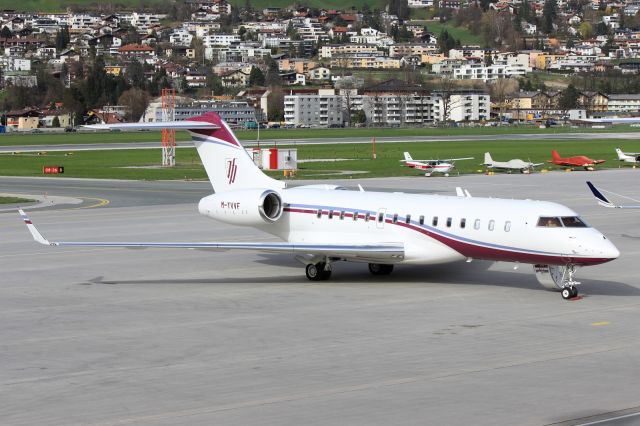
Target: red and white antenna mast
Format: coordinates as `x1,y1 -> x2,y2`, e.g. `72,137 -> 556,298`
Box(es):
161,88 -> 176,167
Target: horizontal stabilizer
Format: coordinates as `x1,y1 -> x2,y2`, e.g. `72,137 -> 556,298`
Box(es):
83,121 -> 219,131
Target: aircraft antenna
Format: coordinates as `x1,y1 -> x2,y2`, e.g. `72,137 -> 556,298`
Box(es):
161,88 -> 176,167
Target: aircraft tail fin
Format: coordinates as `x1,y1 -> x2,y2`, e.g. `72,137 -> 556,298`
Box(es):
83,112 -> 284,193
186,113 -> 284,193
483,152 -> 493,165
615,148 -> 626,160
403,152 -> 413,162
551,150 -> 561,161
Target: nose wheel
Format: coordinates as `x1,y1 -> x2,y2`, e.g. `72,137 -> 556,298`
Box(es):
561,286 -> 579,300
534,264 -> 581,300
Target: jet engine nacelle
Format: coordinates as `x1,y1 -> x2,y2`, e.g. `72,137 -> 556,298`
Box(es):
198,189 -> 283,226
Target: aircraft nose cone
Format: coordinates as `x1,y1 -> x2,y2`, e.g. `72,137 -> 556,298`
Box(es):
604,240 -> 620,260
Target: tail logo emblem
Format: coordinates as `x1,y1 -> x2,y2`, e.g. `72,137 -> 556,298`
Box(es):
226,158 -> 238,184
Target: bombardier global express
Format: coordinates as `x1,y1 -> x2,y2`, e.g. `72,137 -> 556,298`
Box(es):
19,113 -> 619,300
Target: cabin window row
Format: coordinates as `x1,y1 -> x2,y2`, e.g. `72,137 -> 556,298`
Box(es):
315,209 -> 512,231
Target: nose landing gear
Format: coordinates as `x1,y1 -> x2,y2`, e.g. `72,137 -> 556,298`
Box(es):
534,264 -> 581,300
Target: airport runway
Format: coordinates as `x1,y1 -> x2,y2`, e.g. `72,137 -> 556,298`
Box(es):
2,131 -> 640,153
2,170 -> 640,425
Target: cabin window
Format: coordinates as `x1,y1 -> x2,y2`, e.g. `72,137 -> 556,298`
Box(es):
317,209 -> 322,219
378,212 -> 384,223
561,216 -> 588,228
537,217 -> 562,227
353,211 -> 358,221
432,216 -> 438,226
365,212 -> 370,222
504,221 -> 511,232
405,214 -> 411,224
460,218 -> 466,229
340,211 -> 345,220
446,217 -> 452,228
474,219 -> 480,230
419,215 -> 424,225
392,213 -> 398,223
488,220 -> 495,231
328,210 -> 333,219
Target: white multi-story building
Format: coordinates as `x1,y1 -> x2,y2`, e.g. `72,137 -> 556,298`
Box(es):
607,94 -> 640,113
130,13 -> 164,32
408,0 -> 434,7
284,93 -> 344,127
320,44 -> 380,59
169,30 -> 193,46
202,34 -> 241,47
435,91 -> 491,122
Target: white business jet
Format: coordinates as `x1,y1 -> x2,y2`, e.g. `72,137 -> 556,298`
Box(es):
19,113 -> 619,300
482,152 -> 543,174
615,148 -> 640,164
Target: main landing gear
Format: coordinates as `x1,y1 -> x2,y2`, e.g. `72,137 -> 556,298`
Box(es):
302,261 -> 395,281
368,263 -> 394,275
534,264 -> 581,300
305,262 -> 332,281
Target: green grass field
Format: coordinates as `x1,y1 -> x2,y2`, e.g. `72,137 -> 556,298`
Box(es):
0,196 -> 36,204
413,21 -> 482,45
1,138 -> 637,180
2,125 -> 638,146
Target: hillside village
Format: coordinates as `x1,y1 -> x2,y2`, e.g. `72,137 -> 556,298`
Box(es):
3,0 -> 640,130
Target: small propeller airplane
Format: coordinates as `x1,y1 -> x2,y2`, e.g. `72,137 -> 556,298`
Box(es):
615,148 -> 640,164
401,152 -> 474,177
587,181 -> 640,209
548,150 -> 605,171
482,152 -> 543,174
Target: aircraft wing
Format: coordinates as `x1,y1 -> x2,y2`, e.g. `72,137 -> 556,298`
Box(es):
586,182 -> 640,209
443,157 -> 474,162
19,210 -> 404,262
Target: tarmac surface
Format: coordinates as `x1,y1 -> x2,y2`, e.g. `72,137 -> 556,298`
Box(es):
1,131 -> 640,152
2,169 -> 640,425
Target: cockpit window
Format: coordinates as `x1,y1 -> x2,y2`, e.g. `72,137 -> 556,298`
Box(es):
561,216 -> 589,228
537,217 -> 562,227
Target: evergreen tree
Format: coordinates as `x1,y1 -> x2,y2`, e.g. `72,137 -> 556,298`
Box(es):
55,26 -> 70,51
249,67 -> 265,86
542,0 -> 558,34
1,26 -> 12,38
52,116 -> 60,128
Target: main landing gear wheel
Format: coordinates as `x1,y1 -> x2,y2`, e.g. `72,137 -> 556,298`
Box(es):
368,263 -> 394,275
306,263 -> 331,281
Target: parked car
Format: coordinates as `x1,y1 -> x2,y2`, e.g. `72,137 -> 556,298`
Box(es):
30,128 -> 42,133
64,126 -> 77,132
269,123 -> 280,129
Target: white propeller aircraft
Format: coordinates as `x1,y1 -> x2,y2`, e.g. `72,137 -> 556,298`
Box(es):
482,152 -> 543,174
401,152 -> 474,177
19,113 -> 620,300
615,148 -> 640,164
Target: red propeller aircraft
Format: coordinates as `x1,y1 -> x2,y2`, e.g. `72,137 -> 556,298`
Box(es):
548,150 -> 605,171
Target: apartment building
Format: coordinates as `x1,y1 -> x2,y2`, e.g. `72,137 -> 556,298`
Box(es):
284,92 -> 344,127
607,94 -> 640,113
320,44 -> 380,59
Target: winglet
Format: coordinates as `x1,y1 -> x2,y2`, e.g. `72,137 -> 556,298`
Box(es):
586,182 -> 614,208
18,209 -> 52,245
